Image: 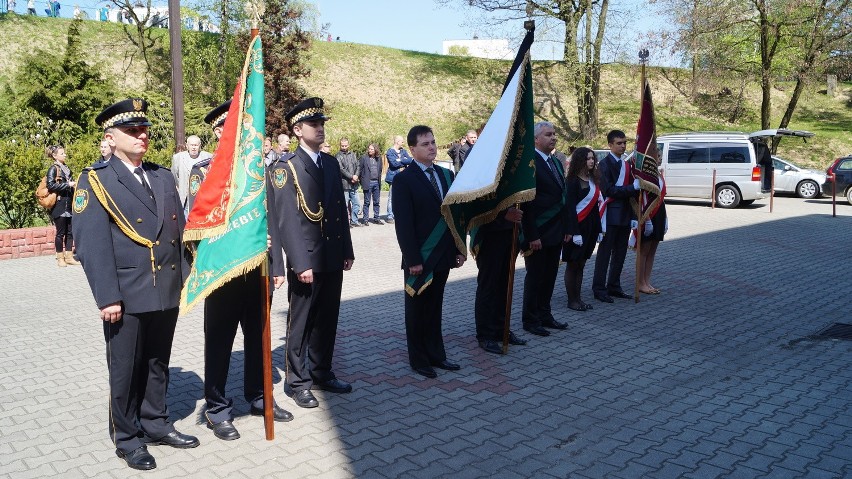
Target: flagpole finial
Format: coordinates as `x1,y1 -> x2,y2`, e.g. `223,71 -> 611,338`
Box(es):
245,0 -> 265,30
638,48 -> 650,65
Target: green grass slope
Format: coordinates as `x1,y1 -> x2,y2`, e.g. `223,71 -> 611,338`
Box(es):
2,13 -> 849,168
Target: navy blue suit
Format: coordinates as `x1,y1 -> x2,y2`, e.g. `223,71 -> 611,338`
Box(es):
392,162 -> 459,370
267,146 -> 354,392
593,153 -> 639,296
73,157 -> 187,454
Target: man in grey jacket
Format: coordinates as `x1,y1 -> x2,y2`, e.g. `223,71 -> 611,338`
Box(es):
336,137 -> 361,227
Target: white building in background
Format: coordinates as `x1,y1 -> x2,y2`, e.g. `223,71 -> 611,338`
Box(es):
441,38 -> 513,60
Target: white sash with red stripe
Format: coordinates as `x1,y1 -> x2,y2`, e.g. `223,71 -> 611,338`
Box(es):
576,180 -> 600,222
598,156 -> 630,233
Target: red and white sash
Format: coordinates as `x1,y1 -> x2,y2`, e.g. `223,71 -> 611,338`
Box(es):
598,157 -> 631,233
577,180 -> 600,222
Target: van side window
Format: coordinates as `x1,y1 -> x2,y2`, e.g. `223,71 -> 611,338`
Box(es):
668,143 -> 708,164
711,146 -> 749,164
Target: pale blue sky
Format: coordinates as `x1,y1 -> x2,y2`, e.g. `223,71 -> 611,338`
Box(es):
18,0 -> 673,64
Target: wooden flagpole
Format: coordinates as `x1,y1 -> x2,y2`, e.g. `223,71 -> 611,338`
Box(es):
247,0 -> 274,441
502,204 -> 521,354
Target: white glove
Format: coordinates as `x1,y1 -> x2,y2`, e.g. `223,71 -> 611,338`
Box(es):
630,220 -> 638,229
665,218 -> 669,234
644,220 -> 653,236
572,235 -> 583,246
597,233 -> 604,243
632,178 -> 640,189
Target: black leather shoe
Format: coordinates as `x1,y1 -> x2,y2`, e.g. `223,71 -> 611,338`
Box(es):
145,430 -> 199,449
433,360 -> 460,371
567,301 -> 586,312
523,325 -> 551,337
250,404 -> 294,422
313,378 -> 352,394
116,446 -> 156,470
580,301 -> 593,310
542,318 -> 568,330
290,390 -> 319,408
360,219 -> 370,226
413,366 -> 437,378
609,290 -> 633,299
349,221 -> 360,228
207,419 -> 240,441
595,293 -> 614,303
384,218 -> 395,224
479,340 -> 503,354
508,331 -> 527,345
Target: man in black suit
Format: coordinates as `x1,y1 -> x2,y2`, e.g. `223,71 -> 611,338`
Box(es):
592,129 -> 641,303
73,99 -> 199,471
520,121 -> 570,337
189,101 -> 293,442
392,125 -> 466,378
473,208 -> 528,354
267,97 -> 355,409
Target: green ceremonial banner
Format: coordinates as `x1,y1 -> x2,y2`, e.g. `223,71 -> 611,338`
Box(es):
180,36 -> 267,313
440,28 -> 537,257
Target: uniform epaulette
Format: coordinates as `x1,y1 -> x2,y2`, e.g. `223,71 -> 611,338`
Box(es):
144,161 -> 168,171
269,153 -> 294,168
84,161 -> 110,172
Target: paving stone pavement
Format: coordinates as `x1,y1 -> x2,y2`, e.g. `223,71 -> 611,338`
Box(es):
0,195 -> 850,478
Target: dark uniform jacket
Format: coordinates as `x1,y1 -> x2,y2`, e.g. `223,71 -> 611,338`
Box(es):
184,157 -> 212,215
73,158 -> 187,314
46,162 -> 74,220
392,162 -> 459,273
521,152 -> 569,248
267,147 -> 354,276
598,152 -> 638,227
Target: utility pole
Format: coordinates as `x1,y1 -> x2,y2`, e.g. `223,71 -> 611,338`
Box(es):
168,0 -> 185,152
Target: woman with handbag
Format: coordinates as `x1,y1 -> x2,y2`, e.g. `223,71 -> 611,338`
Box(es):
46,145 -> 80,267
562,147 -> 602,312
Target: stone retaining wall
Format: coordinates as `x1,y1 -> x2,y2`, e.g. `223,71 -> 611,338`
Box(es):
0,226 -> 57,260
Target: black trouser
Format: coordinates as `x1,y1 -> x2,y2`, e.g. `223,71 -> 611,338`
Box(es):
404,269 -> 450,369
522,243 -> 561,327
475,229 -> 513,342
103,308 -> 178,454
593,224 -> 630,295
203,269 -> 266,424
363,181 -> 381,219
54,216 -> 73,252
285,269 -> 343,392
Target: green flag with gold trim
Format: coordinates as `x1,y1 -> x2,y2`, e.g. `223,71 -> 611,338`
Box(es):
180,36 -> 266,313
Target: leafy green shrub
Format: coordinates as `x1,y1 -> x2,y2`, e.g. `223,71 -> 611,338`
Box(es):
0,142 -> 51,229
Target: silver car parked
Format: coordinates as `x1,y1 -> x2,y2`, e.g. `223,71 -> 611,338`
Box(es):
772,156 -> 826,199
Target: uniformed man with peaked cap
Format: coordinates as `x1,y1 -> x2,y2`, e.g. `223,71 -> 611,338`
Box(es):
73,99 -> 199,471
267,97 -> 355,409
191,100 -> 293,442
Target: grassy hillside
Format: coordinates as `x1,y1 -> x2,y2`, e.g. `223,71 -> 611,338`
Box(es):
1,14 -> 850,168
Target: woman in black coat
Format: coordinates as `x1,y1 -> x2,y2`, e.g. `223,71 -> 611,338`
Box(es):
562,147 -> 602,311
45,145 -> 79,267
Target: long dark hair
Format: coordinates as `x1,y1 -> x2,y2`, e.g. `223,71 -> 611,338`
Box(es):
567,147 -> 599,184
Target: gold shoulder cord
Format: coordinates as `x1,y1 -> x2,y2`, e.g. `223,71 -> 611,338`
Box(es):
286,161 -> 324,222
88,170 -> 157,286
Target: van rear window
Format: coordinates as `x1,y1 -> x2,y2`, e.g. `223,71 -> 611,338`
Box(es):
711,146 -> 749,164
668,144 -> 708,164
